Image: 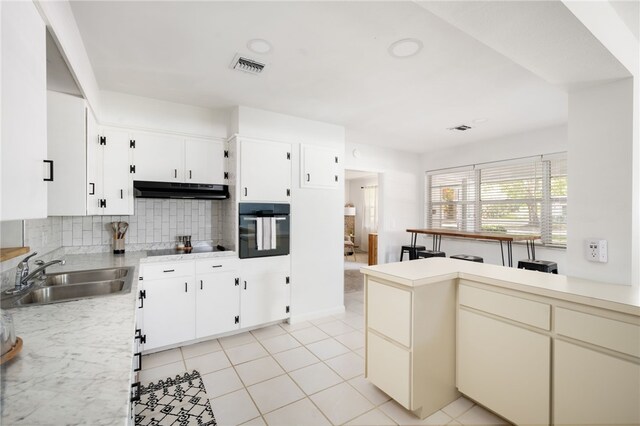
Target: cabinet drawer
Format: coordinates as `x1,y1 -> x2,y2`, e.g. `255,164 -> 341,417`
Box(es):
367,279 -> 412,347
367,331 -> 411,409
556,307 -> 640,357
142,261 -> 194,280
459,284 -> 550,330
196,257 -> 239,275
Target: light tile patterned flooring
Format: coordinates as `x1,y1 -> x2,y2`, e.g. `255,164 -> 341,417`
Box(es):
140,291 -> 511,426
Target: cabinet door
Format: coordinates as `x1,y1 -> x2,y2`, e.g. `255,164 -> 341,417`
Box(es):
554,340 -> 640,425
185,139 -> 225,184
301,145 -> 340,188
102,129 -> 133,215
240,139 -> 291,202
86,112 -> 103,215
143,277 -> 196,351
240,271 -> 289,329
134,133 -> 184,182
1,1 -> 47,220
47,91 -> 87,216
196,272 -> 240,338
457,309 -> 550,425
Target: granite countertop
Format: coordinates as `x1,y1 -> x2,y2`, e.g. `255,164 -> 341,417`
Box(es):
361,258 -> 640,316
1,252 -> 144,425
0,248 -> 238,425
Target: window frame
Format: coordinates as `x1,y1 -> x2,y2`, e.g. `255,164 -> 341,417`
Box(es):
425,154 -> 567,247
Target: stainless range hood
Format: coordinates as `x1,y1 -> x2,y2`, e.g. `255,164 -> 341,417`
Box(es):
133,181 -> 229,200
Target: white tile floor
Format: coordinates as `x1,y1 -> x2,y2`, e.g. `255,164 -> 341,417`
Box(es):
140,290 -> 511,426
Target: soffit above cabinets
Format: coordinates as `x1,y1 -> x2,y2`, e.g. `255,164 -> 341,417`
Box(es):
46,30 -> 82,97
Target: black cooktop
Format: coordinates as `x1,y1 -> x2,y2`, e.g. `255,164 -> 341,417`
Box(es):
146,245 -> 227,257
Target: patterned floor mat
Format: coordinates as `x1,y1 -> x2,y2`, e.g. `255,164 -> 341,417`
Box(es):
135,370 -> 216,426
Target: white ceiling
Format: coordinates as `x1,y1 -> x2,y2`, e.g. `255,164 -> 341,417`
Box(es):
69,1 -> 627,153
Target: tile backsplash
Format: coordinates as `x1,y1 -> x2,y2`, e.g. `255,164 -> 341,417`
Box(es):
62,199 -> 223,247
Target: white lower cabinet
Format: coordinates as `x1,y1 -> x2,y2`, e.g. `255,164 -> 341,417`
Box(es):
141,257 -> 289,352
239,256 -> 290,329
240,270 -> 289,329
195,259 -> 241,338
142,275 -> 196,351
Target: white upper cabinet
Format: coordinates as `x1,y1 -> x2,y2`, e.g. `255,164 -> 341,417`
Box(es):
301,145 -> 341,189
185,138 -> 225,184
47,91 -> 87,216
86,112 -> 102,216
1,1 -> 47,220
239,139 -> 291,202
133,133 -> 225,185
102,128 -> 134,215
134,133 -> 185,182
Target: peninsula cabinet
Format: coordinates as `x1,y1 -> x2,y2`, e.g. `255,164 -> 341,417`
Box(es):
457,284 -> 551,426
361,260 -> 640,426
553,307 -> 640,425
364,276 -> 459,419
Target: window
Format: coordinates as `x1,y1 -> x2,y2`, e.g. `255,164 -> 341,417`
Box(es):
425,154 -> 567,246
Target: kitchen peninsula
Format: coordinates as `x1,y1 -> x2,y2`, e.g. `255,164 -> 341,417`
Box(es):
361,258 -> 640,426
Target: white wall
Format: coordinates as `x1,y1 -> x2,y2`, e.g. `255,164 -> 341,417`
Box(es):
236,106 -> 346,322
562,1 -> 639,286
100,91 -> 229,138
421,125 -> 568,269
346,176 -> 378,250
345,134 -> 422,264
567,78 -> 634,285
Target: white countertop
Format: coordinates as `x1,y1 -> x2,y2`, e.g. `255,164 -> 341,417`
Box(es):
0,249 -> 238,425
361,258 -> 640,316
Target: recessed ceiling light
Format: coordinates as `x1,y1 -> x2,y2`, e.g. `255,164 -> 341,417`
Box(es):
247,39 -> 272,54
388,38 -> 423,58
473,118 -> 488,124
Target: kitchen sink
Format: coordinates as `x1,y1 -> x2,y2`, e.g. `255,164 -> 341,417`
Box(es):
43,268 -> 130,286
1,266 -> 135,308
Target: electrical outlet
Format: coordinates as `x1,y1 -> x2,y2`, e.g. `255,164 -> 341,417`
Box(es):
586,239 -> 608,263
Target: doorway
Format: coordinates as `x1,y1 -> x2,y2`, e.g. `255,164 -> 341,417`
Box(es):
344,169 -> 379,294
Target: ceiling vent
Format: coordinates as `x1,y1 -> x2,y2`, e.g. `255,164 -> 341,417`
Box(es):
230,54 -> 265,75
448,124 -> 472,131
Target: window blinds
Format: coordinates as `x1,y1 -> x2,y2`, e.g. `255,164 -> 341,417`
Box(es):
425,154 -> 567,246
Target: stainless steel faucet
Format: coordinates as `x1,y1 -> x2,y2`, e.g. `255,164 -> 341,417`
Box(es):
7,253 -> 65,295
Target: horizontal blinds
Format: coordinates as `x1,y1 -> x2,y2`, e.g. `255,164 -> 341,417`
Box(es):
425,154 -> 567,246
480,161 -> 543,235
427,169 -> 476,231
549,157 -> 567,246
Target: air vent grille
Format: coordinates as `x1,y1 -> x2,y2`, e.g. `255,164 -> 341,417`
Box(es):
231,55 -> 265,75
448,125 -> 472,131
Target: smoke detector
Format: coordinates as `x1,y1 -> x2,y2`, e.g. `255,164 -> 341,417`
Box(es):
230,54 -> 265,75
448,124 -> 472,131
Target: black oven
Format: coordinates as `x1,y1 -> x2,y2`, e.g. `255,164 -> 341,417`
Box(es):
239,203 -> 290,259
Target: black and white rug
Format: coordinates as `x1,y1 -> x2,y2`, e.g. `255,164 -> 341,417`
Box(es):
135,370 -> 217,426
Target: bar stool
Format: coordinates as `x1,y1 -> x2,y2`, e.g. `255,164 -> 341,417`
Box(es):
417,250 -> 446,258
450,254 -> 484,263
518,259 -> 558,274
400,245 -> 426,261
